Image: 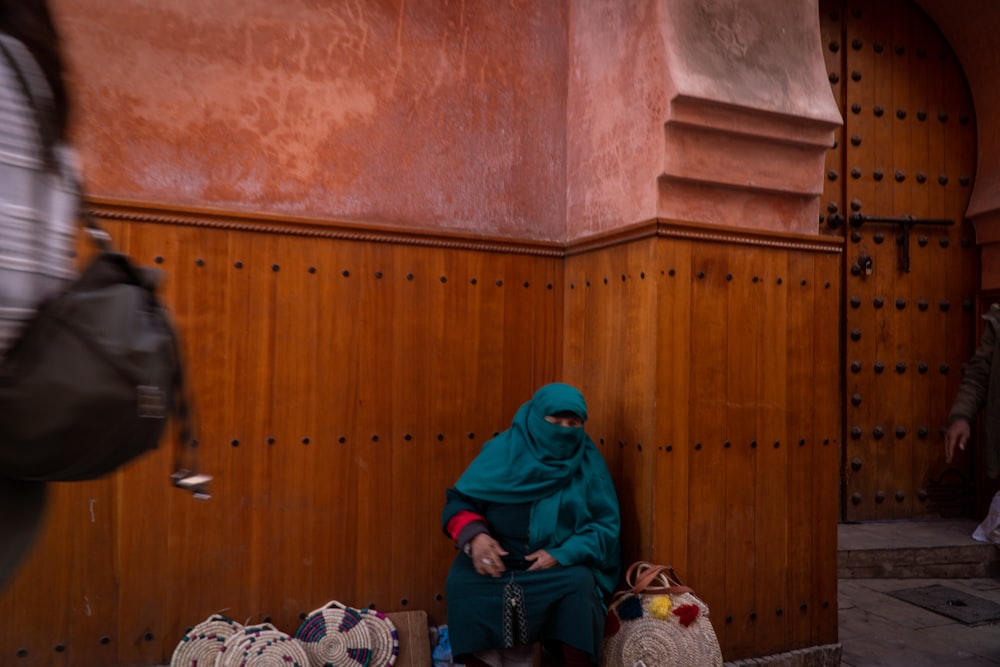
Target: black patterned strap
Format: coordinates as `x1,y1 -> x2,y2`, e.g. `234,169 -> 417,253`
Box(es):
502,573 -> 528,648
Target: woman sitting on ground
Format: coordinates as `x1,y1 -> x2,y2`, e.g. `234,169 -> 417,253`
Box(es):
442,382 -> 621,667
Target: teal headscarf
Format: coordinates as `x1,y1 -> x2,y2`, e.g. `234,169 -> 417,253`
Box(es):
454,383 -> 621,597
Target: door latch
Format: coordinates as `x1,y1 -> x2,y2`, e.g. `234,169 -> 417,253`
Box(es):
849,213 -> 954,272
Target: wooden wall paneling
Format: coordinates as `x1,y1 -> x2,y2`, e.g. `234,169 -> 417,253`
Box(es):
429,247 -> 490,621
312,238 -> 363,610
498,255 -> 526,423
561,256 -> 587,393
262,234 -> 323,630
352,242 -> 398,613
65,479 -> 119,665
500,254 -> 556,418
685,243 -> 728,630
232,232 -> 279,623
722,244 -> 761,658
752,249 -> 790,656
393,244 -> 442,623
539,257 -> 565,386
161,226 -> 243,646
811,253 -> 842,645
422,250 -> 468,625
582,246 -> 624,552
784,252 -> 817,649
115,223 -> 193,664
618,240 -> 658,568
652,238 -> 692,573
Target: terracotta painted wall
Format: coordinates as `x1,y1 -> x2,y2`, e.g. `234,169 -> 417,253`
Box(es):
566,0 -> 666,237
54,0 -> 569,241
568,0 -> 840,237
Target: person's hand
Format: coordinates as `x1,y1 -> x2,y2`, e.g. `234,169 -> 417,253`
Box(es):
525,549 -> 559,571
945,419 -> 971,464
469,533 -> 508,577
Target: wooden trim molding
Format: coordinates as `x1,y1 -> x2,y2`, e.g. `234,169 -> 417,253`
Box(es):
565,218 -> 844,256
84,197 -> 844,257
83,197 -> 565,258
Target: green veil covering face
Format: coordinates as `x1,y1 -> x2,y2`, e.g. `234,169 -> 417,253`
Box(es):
454,383 -> 621,597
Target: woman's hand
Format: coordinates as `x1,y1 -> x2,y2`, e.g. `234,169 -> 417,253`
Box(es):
525,549 -> 559,571
470,533 -> 508,577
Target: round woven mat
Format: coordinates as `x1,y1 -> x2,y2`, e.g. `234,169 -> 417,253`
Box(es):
357,608 -> 399,667
216,623 -> 311,667
295,601 -> 373,667
169,614 -> 243,667
603,594 -> 722,667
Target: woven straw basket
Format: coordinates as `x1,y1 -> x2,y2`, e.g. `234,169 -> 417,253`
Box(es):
357,608 -> 400,667
295,600 -> 373,667
215,622 -> 311,667
602,562 -> 722,667
169,614 -> 243,667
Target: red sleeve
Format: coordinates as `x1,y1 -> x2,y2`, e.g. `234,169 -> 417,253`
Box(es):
446,510 -> 486,541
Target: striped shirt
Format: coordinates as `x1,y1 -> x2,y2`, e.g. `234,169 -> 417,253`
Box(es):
0,34 -> 78,356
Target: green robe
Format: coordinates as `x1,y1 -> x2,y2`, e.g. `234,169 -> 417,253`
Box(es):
441,383 -> 621,663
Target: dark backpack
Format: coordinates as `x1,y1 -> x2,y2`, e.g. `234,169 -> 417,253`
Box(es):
0,38 -> 209,494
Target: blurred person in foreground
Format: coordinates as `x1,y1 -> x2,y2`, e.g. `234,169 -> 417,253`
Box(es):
442,383 -> 621,667
0,0 -> 80,588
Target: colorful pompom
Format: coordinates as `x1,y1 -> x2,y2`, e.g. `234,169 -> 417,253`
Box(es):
672,604 -> 700,627
648,595 -> 673,620
617,595 -> 643,620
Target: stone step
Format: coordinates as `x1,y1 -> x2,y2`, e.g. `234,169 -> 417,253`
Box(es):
838,519 -> 1000,579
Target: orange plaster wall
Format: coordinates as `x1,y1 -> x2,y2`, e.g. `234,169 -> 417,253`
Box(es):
53,0 -> 569,241
567,0 -> 839,238
566,0 -> 667,238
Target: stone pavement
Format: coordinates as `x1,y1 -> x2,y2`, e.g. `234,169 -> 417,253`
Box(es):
838,519 -> 1000,666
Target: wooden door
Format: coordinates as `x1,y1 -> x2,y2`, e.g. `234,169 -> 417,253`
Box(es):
820,0 -> 979,521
